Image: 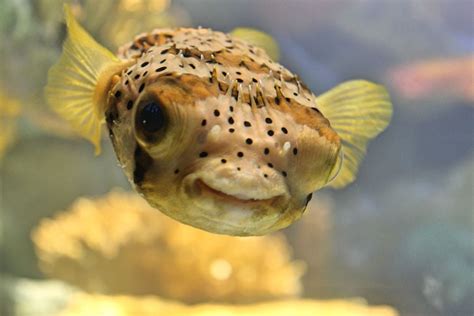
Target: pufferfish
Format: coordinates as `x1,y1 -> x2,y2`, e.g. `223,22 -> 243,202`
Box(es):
46,6 -> 392,236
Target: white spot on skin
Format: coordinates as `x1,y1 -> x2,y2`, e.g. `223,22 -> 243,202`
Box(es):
208,124 -> 222,141
283,141 -> 291,152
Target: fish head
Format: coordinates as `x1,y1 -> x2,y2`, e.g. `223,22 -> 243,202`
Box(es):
105,43 -> 340,236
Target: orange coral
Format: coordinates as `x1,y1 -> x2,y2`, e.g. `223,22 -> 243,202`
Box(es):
32,190 -> 304,303
59,294 -> 399,316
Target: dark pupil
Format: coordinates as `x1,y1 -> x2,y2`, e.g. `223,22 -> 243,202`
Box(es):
139,102 -> 165,133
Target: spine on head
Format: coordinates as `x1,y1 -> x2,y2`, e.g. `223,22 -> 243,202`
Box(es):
317,80 -> 393,188
45,4 -> 127,154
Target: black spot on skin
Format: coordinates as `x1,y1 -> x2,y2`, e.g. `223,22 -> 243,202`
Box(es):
161,48 -> 169,55
264,174 -> 268,178
134,74 -> 140,80
174,169 -> 180,174
245,138 -> 253,145
160,58 -> 166,64
293,148 -> 298,155
125,80 -> 129,85
267,130 -> 274,136
229,106 -> 234,112
221,159 -> 227,164
126,100 -> 134,110
237,152 -> 244,158
105,103 -> 118,126
264,148 -> 270,155
214,109 -> 220,117
139,83 -> 145,93
267,163 -> 273,168
282,171 -> 287,177
285,97 -> 291,103
229,128 -> 235,133
306,193 -> 313,204
252,78 -> 258,83
155,66 -> 167,72
236,71 -> 242,75
189,64 -> 196,69
236,78 -> 243,83
114,90 -> 121,98
275,97 -> 281,105
228,117 -> 234,124
244,121 -> 251,127
237,167 -> 241,171
293,92 -> 298,96
221,71 -> 227,76
141,61 -> 149,67
201,119 -> 207,126
143,71 -> 148,77
133,144 -> 153,185
265,117 -> 272,124
281,127 -> 288,134
199,151 -> 208,158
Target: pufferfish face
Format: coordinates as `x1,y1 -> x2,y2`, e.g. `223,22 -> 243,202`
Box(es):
105,28 -> 340,235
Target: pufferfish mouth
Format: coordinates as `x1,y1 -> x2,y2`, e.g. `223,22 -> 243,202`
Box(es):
195,179 -> 279,204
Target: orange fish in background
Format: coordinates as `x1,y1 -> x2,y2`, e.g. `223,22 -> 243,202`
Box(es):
388,56 -> 474,102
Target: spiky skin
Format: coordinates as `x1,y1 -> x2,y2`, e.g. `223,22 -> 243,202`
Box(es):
104,28 -> 340,236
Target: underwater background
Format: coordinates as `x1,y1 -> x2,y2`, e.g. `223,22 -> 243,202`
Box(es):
0,0 -> 472,315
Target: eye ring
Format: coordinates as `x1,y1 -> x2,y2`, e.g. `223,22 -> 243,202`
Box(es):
135,100 -> 167,143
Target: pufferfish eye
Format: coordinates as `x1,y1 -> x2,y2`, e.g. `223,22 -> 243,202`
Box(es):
135,100 -> 167,143
138,102 -> 166,133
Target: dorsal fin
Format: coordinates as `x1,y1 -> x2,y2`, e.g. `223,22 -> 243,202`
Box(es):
317,80 -> 393,188
230,27 -> 280,61
45,4 -> 129,154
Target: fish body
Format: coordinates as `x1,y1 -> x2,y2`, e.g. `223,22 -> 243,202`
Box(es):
46,6 -> 392,235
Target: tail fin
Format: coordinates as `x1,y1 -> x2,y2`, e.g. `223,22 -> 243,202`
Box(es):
317,80 -> 392,188
45,5 -> 126,154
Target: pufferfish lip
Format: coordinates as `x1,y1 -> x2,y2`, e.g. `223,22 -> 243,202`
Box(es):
195,179 -> 279,204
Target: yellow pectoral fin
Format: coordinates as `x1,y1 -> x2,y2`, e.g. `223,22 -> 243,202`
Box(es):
45,4 -> 126,155
318,80 -> 393,188
230,27 -> 280,61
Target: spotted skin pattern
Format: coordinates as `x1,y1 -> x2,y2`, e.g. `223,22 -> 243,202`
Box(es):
105,27 -> 340,235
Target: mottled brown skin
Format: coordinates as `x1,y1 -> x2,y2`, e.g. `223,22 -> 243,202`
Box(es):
104,28 -> 340,235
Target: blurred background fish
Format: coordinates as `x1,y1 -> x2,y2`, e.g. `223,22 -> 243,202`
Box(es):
388,56 -> 474,103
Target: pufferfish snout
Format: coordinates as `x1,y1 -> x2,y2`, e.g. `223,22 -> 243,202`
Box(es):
46,5 -> 392,235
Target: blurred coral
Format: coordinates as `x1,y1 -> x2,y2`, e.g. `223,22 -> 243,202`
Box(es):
32,190 -> 304,303
0,90 -> 21,159
59,294 -> 399,316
